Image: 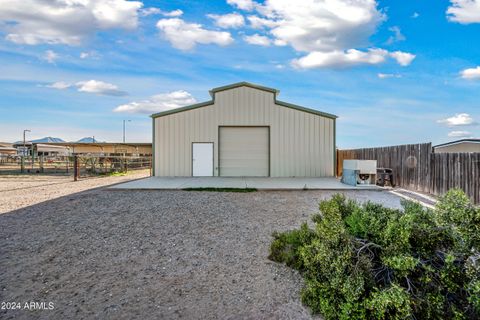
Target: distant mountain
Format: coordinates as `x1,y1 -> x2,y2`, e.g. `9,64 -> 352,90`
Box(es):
32,137 -> 65,143
12,136 -> 106,144
13,137 -> 65,144
76,137 -> 104,143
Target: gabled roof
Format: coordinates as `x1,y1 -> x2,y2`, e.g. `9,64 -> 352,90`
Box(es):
208,81 -> 279,97
434,139 -> 480,148
151,82 -> 337,120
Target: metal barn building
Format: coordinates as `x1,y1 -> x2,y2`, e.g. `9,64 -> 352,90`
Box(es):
151,82 -> 337,177
433,139 -> 480,153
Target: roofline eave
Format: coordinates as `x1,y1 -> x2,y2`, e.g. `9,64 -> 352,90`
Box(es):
151,82 -> 337,120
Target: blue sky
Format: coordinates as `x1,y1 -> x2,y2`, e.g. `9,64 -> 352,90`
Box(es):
0,0 -> 479,148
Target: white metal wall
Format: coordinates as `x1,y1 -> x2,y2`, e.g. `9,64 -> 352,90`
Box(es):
154,86 -> 335,177
219,127 -> 269,176
434,142 -> 480,153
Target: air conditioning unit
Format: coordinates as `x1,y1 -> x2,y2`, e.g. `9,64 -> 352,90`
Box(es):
342,160 -> 377,186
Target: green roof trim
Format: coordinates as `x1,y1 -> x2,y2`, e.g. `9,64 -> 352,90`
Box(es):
151,82 -> 337,120
151,101 -> 214,118
275,100 -> 337,119
433,138 -> 480,148
209,81 -> 279,97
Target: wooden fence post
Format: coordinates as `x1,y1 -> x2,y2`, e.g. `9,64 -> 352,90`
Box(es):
40,155 -> 44,173
74,154 -> 79,181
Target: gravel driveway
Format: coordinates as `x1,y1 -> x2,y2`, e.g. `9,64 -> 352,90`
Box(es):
0,188 -> 403,320
0,170 -> 149,214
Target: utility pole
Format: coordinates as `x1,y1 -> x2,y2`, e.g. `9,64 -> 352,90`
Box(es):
21,129 -> 30,173
123,120 -> 131,143
23,129 -> 31,152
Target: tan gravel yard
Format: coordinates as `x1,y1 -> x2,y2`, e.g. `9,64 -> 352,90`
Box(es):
0,175 -> 404,319
0,170 -> 150,214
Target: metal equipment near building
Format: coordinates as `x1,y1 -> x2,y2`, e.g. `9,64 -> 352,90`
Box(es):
376,168 -> 395,187
341,160 -> 377,186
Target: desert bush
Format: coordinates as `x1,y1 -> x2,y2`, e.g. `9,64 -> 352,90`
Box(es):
269,190 -> 480,319
269,223 -> 316,269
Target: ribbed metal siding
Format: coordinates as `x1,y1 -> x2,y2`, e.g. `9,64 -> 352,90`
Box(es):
154,86 -> 334,177
219,127 -> 269,176
434,142 -> 480,153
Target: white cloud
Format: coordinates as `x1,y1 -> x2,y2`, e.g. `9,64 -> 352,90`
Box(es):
207,13 -> 245,28
448,130 -> 473,138
45,81 -> 72,89
389,51 -> 416,66
386,26 -> 405,44
0,0 -> 142,46
156,18 -> 234,50
250,0 -> 385,53
460,66 -> 480,79
141,7 -> 183,17
377,73 -> 401,79
274,39 -> 287,46
140,7 -> 161,16
447,0 -> 480,24
75,80 -> 127,96
91,0 -> 142,29
247,15 -> 279,29
438,113 -> 477,127
227,0 -> 257,11
42,50 -> 59,64
412,12 -> 420,18
164,9 -> 184,17
114,91 -> 196,114
41,79 -> 126,95
292,49 -> 393,69
243,33 -> 272,46
79,51 -> 100,59
234,0 -> 415,68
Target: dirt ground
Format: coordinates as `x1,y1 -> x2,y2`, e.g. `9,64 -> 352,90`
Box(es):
0,170 -> 150,214
0,176 -> 404,319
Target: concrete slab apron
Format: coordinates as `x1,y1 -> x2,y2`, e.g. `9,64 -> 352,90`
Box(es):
183,177 -> 247,189
111,177 -> 380,190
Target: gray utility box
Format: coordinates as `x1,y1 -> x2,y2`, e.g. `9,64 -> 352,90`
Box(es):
342,160 -> 377,186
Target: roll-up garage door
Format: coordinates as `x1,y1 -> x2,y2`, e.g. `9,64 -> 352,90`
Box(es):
219,127 -> 269,177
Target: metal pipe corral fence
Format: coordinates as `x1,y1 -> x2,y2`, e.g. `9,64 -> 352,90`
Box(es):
0,155 -> 152,180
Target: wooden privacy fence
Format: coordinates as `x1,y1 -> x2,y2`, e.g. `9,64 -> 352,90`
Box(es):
337,143 -> 432,193
430,152 -> 480,205
337,143 -> 480,204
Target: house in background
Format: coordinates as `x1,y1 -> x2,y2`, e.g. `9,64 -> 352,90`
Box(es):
10,141 -> 152,157
41,142 -> 152,156
0,142 -> 17,158
433,139 -> 480,153
12,142 -> 69,156
151,82 -> 337,177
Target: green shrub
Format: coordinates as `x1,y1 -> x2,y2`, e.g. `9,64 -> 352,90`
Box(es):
269,223 -> 315,270
269,189 -> 480,319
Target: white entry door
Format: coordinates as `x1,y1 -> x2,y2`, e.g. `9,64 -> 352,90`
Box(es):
192,143 -> 213,176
